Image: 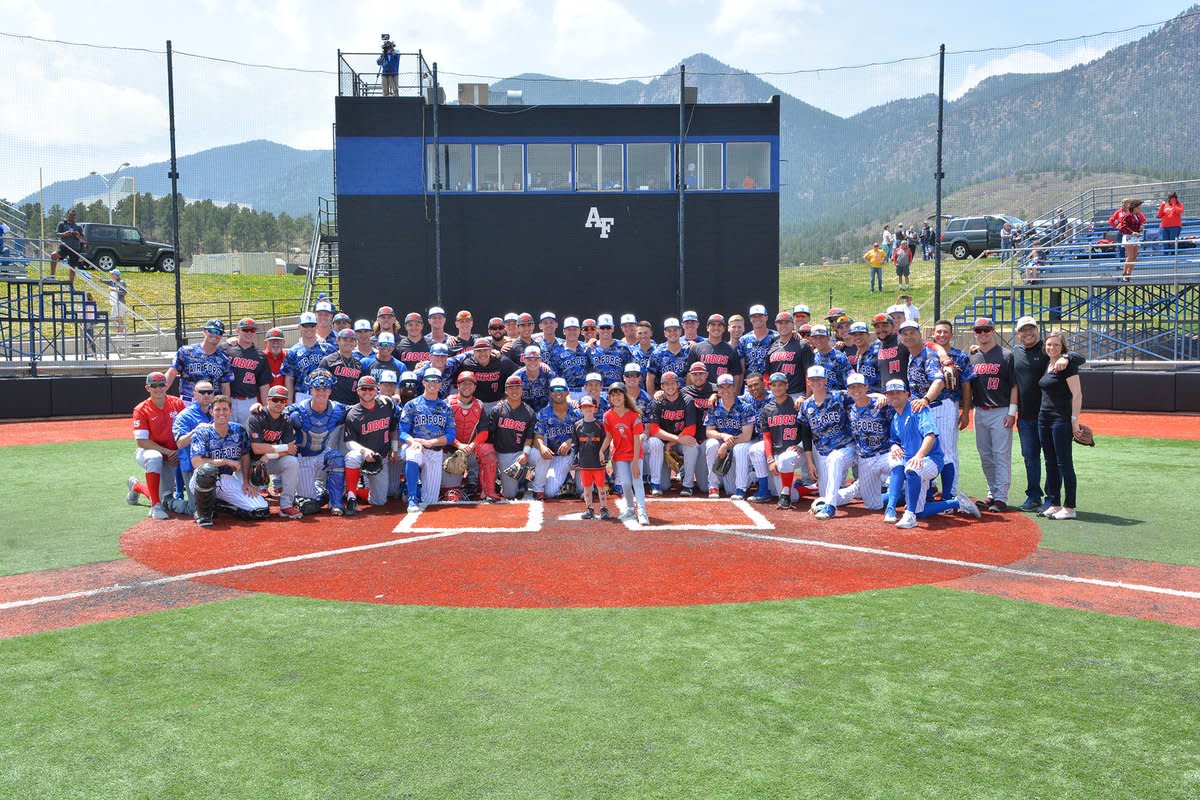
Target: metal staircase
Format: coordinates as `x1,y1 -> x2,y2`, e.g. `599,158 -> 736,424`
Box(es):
302,196 -> 338,312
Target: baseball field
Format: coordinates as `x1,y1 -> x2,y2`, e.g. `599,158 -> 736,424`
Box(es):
1,413 -> 1198,799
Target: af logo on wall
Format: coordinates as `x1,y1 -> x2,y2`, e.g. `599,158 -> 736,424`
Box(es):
585,207 -> 615,239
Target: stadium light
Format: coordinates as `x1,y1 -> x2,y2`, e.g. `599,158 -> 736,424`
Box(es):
89,162 -> 131,224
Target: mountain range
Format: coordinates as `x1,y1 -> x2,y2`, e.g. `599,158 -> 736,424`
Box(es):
19,7 -> 1199,248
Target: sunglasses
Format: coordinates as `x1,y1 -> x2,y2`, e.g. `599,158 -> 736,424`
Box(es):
358,386 -> 377,392
194,389 -> 214,395
240,327 -> 257,333
300,323 -> 316,328
583,326 -> 597,331
489,325 -> 505,331
423,377 -> 440,382
550,387 -> 567,393
268,397 -> 287,403
147,382 -> 167,388
598,325 -> 613,329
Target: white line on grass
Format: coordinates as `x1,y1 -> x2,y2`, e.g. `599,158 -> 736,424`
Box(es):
713,528 -> 1200,600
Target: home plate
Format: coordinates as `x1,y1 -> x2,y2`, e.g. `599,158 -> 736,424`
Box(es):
614,497 -> 774,531
394,500 -> 544,534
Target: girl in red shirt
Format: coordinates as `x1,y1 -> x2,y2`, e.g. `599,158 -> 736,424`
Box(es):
1157,191 -> 1184,253
1108,197 -> 1146,282
602,382 -> 649,525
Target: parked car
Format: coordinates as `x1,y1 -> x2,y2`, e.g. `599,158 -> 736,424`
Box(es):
939,214 -> 1025,259
78,223 -> 181,273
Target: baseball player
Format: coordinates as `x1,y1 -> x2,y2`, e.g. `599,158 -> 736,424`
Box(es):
703,373 -> 756,499
535,311 -> 560,352
342,374 -> 399,512
688,313 -> 744,393
968,318 -> 1016,512
573,396 -> 609,519
247,385 -> 303,519
375,370 -> 408,500
929,319 -> 975,497
647,317 -> 690,394
222,318 -> 272,424
899,319 -> 957,502
188,394 -> 269,526
680,310 -> 704,344
618,313 -> 639,348
514,345 -> 558,412
126,370 -> 186,520
165,319 -> 233,403
483,374 -> 537,499
580,372 -> 611,414
792,304 -> 812,327
399,368 -> 456,512
765,311 -> 814,401
282,312 -> 336,403
287,369 -> 349,516
644,371 -> 700,496
263,327 -> 288,390
883,379 -> 981,528
587,314 -> 633,386
373,305 -> 401,340
332,312 -> 353,336
547,317 -> 591,401
808,325 -> 853,391
800,365 -> 856,520
414,343 -> 456,399
831,373 -> 895,513
170,379 -> 216,513
397,312 -> 432,369
313,299 -> 337,343
318,328 -> 364,404
738,304 -> 778,377
448,371 -> 500,501
860,313 -> 906,392
727,315 -> 746,346
449,338 -> 517,404
501,313 -> 539,361
532,377 -> 583,500
747,372 -> 812,508
626,320 -> 656,374
424,306 -> 458,350
452,310 -> 475,355
362,332 -> 405,382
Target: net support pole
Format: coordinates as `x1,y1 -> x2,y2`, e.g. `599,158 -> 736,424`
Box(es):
677,64 -> 686,315
934,43 -> 946,322
167,40 -> 184,348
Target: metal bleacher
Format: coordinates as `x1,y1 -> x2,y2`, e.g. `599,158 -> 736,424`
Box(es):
953,179 -> 1200,362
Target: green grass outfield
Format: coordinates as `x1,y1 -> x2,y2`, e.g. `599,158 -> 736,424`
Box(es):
2,431 -> 1198,798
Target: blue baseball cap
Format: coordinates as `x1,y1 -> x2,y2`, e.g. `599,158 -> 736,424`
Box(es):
430,343 -> 450,356
885,379 -> 908,393
768,372 -> 788,384
203,319 -> 225,335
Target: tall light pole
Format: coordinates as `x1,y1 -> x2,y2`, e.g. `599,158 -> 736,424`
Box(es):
90,162 -> 130,223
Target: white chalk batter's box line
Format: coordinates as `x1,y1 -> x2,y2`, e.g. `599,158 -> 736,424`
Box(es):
611,497 -> 775,531
392,499 -> 545,534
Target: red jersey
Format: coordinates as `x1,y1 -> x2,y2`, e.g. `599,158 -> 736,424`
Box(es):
449,395 -> 485,444
603,408 -> 643,462
132,395 -> 187,449
265,349 -> 287,388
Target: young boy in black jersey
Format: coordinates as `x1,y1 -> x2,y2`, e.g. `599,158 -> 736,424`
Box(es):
572,395 -> 610,520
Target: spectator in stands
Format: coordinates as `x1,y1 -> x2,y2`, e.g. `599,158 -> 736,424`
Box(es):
108,270 -> 128,333
863,242 -> 886,293
1157,192 -> 1184,254
0,218 -> 10,258
1000,223 -> 1014,257
377,40 -> 400,97
1109,198 -> 1146,282
893,240 -> 912,289
52,209 -> 87,282
1037,331 -> 1083,521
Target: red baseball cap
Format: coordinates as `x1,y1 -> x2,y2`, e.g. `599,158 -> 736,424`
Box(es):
707,313 -> 725,324
376,305 -> 395,317
457,370 -> 477,384
973,317 -> 995,331
265,327 -> 285,340
404,312 -> 422,323
505,374 -> 523,387
518,312 -> 534,324
237,317 -> 257,331
688,362 -> 708,374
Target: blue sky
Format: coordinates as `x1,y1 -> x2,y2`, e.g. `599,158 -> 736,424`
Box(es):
0,0 -> 1190,201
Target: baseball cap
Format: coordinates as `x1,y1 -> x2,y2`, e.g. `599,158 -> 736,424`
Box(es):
354,318 -> 372,331
582,318 -> 597,328
299,312 -> 317,326
716,373 -> 735,386
681,310 -> 699,323
265,328 -> 285,341
336,328 -> 354,339
400,371 -> 418,385
707,313 -> 725,325
775,311 -> 791,323
872,313 -> 890,324
873,241 -> 880,247
887,305 -> 905,316
607,381 -> 628,393
145,371 -> 168,387
798,323 -> 812,335
807,365 -> 827,380
377,332 -> 396,346
793,304 -> 810,315
504,312 -> 519,323
112,269 -> 121,276
663,317 -> 681,329
597,313 -> 615,328
550,377 -> 568,390
809,325 -> 830,337
885,379 -> 908,393
376,305 -> 395,317
404,312 -> 422,323
238,317 -> 257,331
1016,315 -> 1038,330
267,385 -> 289,399
473,337 -> 492,348
973,317 -> 995,331
379,370 -> 398,384
768,372 -> 787,384
847,373 -> 867,387
456,310 -> 472,321
563,316 -> 580,329
687,362 -> 708,374
203,319 -> 225,335
850,321 -> 869,334
540,311 -> 557,322
488,316 -> 504,328
585,372 -> 603,383
517,312 -> 534,324
620,313 -> 637,325
427,306 -> 446,317
899,320 -> 920,332
333,312 -> 351,323
578,395 -> 596,407
356,375 -> 378,389
307,370 -> 335,389
423,368 -> 442,380
623,362 -> 642,375
505,374 -> 523,387
523,345 -> 542,359
430,343 -> 449,356
660,371 -> 679,383
456,370 -> 476,384
315,300 -> 334,313
749,304 -> 768,317
826,307 -> 846,320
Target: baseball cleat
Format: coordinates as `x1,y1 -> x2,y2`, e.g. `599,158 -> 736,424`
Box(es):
195,515 -> 213,528
895,511 -> 918,529
637,511 -> 650,526
650,487 -> 663,497
730,492 -> 745,501
343,494 -> 358,516
987,500 -> 1008,513
126,477 -> 140,506
958,495 -> 982,519
599,506 -> 612,520
883,510 -> 898,524
581,507 -> 596,520
148,504 -> 169,520
679,486 -> 693,497
618,508 -> 636,521
814,506 -> 835,520
330,506 -> 344,517
407,502 -> 420,514
708,487 -> 720,498
279,506 -> 303,520
777,494 -> 791,510
809,500 -> 827,516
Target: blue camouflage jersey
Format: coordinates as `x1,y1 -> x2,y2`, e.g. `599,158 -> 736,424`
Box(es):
535,404 -> 583,451
172,402 -> 213,471
547,341 -> 591,389
171,344 -> 233,403
631,387 -> 654,426
399,395 -> 456,444
813,348 -> 853,391
738,391 -> 770,437
849,400 -> 895,458
890,402 -> 944,469
189,422 -> 250,475
414,363 -> 455,400
282,340 -> 337,394
587,340 -> 632,385
514,366 -> 559,412
287,399 -> 348,456
800,390 -> 855,455
906,346 -> 945,403
627,342 -> 656,375
647,342 -> 690,382
704,396 -> 756,436
738,330 -> 778,377
938,346 -> 975,405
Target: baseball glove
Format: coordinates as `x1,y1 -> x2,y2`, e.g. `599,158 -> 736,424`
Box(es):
360,455 -> 384,475
503,460 -> 525,480
248,459 -> 270,489
443,449 -> 468,476
712,447 -> 733,477
663,446 -> 682,475
1072,423 -> 1096,447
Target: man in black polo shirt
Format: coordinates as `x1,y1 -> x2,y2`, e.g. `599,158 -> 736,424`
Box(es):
968,317 -> 1015,512
319,329 -> 365,405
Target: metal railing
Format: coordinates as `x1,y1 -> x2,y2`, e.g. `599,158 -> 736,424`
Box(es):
1006,240 -> 1200,286
338,50 -> 430,98
133,297 -> 302,336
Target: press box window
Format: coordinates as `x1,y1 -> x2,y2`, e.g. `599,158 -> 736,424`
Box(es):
476,144 -> 524,192
527,144 -> 571,190
628,143 -> 670,191
426,144 -> 472,191
681,143 -> 722,190
726,142 -> 770,190
576,144 -> 623,192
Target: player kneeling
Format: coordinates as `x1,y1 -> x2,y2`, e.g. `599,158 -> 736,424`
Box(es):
247,385 -> 303,519
829,373 -> 895,514
188,395 -> 269,527
747,372 -> 813,509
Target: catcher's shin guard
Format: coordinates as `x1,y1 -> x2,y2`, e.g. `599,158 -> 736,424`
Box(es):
192,463 -> 219,524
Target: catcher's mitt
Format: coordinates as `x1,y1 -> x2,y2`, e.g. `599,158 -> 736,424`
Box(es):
712,447 -> 733,477
1072,423 -> 1096,447
443,449 -> 468,476
663,446 -> 683,474
248,459 -> 270,489
360,454 -> 384,475
941,364 -> 959,392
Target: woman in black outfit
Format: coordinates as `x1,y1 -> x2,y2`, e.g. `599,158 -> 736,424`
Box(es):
1038,332 -> 1083,520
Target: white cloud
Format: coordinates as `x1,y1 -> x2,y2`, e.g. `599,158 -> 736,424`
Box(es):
948,45 -> 1107,100
549,0 -> 651,74
710,0 -> 823,60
